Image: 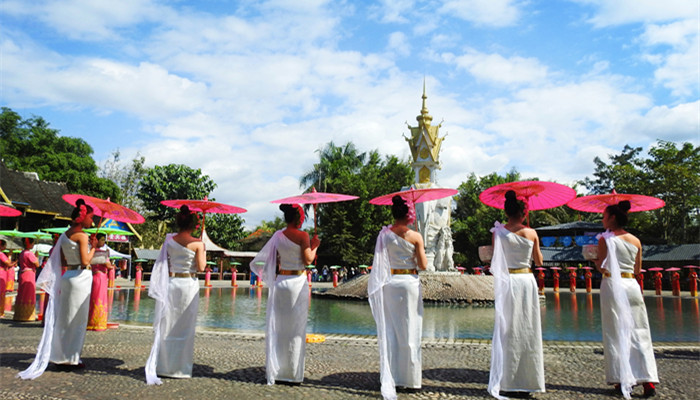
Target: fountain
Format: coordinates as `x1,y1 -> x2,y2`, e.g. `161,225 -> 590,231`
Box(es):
320,84 -> 495,303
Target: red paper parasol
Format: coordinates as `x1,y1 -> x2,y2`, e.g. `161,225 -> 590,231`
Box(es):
682,265 -> 699,269
369,187 -> 458,205
63,194 -> 145,224
535,267 -> 547,270
0,205 -> 22,217
550,266 -> 562,270
567,190 -> 665,213
581,266 -> 593,270
479,181 -> 575,226
566,267 -> 577,270
648,267 -> 664,271
665,267 -> 681,272
270,187 -> 358,233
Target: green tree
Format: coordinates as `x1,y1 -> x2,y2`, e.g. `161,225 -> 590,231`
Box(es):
580,140 -> 700,244
205,213 -> 246,250
300,142 -> 413,265
0,107 -> 120,200
138,164 -> 217,220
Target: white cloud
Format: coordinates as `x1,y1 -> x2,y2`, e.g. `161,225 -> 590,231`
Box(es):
372,0 -> 415,23
439,0 -> 523,27
573,0 -> 698,27
387,31 -> 411,57
623,101 -> 700,143
446,49 -> 549,85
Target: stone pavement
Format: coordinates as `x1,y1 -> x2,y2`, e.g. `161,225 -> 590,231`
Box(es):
1,319 -> 698,400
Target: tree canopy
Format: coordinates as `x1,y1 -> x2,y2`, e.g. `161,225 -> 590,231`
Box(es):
299,141 -> 413,265
138,163 -> 217,220
0,107 -> 120,200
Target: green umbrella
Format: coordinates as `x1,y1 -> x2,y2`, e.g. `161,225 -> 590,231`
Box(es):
38,252 -> 50,257
358,265 -> 369,269
85,227 -> 134,236
17,231 -> 52,240
306,265 -> 315,269
0,229 -> 25,237
110,255 -> 123,260
230,261 -> 242,265
330,265 -> 341,270
41,226 -> 70,234
206,261 -> 217,265
134,259 -> 149,263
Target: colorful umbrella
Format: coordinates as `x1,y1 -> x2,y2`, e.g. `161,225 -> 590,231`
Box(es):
479,181 -> 576,226
0,229 -> 26,237
535,267 -> 547,270
682,265 -> 699,269
0,205 -> 22,217
640,269 -> 646,273
566,266 -> 577,270
63,194 -> 146,224
550,266 -> 562,270
160,197 -> 247,232
369,187 -> 458,205
581,266 -> 593,270
648,267 -> 664,271
665,267 -> 681,272
17,231 -> 52,240
271,187 -> 358,233
567,189 -> 665,213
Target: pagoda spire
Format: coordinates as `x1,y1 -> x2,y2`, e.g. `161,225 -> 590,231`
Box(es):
404,82 -> 445,185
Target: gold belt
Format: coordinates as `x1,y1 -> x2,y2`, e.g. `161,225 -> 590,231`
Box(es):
509,267 -> 532,274
170,272 -> 196,278
603,272 -> 635,279
279,270 -> 306,276
391,269 -> 417,275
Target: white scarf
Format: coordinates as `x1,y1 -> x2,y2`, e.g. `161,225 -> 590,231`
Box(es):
17,234 -> 68,380
144,233 -> 175,385
487,222 -> 513,400
368,226 -> 397,400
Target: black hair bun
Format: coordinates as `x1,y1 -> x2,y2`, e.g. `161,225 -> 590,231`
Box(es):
180,205 -> 190,214
618,200 -> 631,213
280,204 -> 294,213
505,190 -> 517,201
392,195 -> 406,207
76,199 -> 86,207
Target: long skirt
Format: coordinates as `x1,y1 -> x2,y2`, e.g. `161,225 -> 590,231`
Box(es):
14,269 -> 37,321
50,269 -> 92,365
267,273 -> 309,383
108,268 -> 115,288
87,266 -> 109,331
495,273 -> 545,393
0,268 -> 7,317
382,274 -> 423,389
600,278 -> 658,384
156,277 -> 199,378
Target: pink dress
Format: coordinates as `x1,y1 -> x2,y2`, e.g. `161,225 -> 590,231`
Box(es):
87,248 -> 110,331
14,250 -> 38,321
0,253 -> 9,317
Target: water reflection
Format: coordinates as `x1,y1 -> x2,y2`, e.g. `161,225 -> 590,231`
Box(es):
104,288 -> 699,342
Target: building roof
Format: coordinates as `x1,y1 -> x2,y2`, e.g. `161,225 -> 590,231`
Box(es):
535,221 -> 603,236
0,162 -> 73,219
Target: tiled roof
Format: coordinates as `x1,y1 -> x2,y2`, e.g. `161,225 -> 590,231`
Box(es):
0,162 -> 73,218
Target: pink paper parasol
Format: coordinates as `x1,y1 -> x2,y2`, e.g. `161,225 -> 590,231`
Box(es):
479,181 -> 575,226
0,205 -> 22,217
581,266 -> 593,270
550,266 -> 562,270
648,267 -> 664,271
160,198 -> 247,233
682,265 -> 699,269
566,267 -> 577,270
640,269 -> 646,273
270,187 -> 358,233
665,267 -> 681,272
369,187 -> 458,205
63,194 -> 145,224
567,190 -> 664,213
535,267 -> 547,270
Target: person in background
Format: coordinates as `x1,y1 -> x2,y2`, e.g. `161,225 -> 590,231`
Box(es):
250,203 -> 320,385
0,240 -> 17,318
87,233 -> 113,331
594,201 -> 658,398
14,238 -> 40,321
488,190 -> 545,399
145,205 -> 206,384
369,195 -> 428,399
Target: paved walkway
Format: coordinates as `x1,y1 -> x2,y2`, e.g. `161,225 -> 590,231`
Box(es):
1,318 -> 698,399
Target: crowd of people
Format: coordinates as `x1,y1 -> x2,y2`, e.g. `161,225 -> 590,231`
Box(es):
6,192 -> 662,399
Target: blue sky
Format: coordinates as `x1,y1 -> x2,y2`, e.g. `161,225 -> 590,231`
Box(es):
2,0 -> 698,228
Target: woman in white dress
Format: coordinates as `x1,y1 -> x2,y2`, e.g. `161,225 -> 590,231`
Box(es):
488,190 -> 545,399
18,199 -> 97,379
145,205 -> 206,384
369,195 -> 428,400
250,203 -> 320,385
594,201 -> 658,398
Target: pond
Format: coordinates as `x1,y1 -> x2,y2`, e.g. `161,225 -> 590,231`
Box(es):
103,287 -> 699,342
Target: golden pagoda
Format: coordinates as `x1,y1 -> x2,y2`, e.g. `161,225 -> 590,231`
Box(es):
404,81 -> 445,186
